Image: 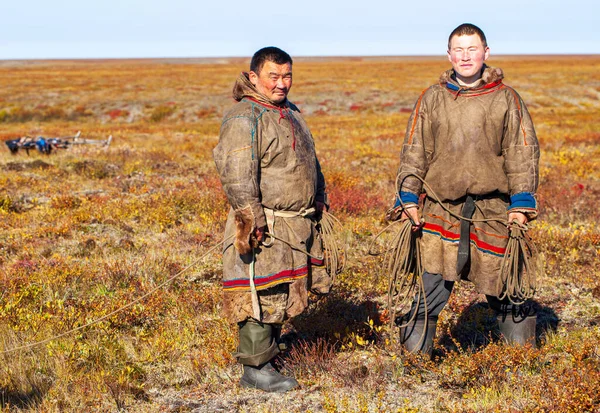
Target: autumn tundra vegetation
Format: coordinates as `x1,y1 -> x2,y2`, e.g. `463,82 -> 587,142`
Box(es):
0,55 -> 599,412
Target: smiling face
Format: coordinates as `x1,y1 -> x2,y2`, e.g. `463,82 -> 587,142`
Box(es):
447,34 -> 490,84
248,60 -> 292,104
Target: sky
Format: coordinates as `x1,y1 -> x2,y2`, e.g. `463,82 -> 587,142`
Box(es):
1,0 -> 599,60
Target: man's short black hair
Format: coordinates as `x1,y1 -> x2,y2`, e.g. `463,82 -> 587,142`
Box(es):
448,23 -> 488,49
250,47 -> 293,74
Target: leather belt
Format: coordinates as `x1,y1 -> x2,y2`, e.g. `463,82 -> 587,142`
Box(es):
456,195 -> 476,275
262,207 -> 316,247
263,207 -> 316,218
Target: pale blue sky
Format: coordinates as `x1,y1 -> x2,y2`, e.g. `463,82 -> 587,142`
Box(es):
1,0 -> 598,59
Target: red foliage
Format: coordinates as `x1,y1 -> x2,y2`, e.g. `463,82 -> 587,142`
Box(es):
197,107 -> 218,118
327,185 -> 386,215
12,259 -> 38,273
107,109 -> 129,120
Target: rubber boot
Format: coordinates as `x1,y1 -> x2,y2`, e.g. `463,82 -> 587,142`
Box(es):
240,362 -> 298,393
497,314 -> 537,347
236,320 -> 298,392
400,317 -> 438,358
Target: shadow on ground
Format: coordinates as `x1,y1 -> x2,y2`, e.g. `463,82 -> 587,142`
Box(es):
436,300 -> 560,356
283,291 -> 384,348
0,388 -> 47,410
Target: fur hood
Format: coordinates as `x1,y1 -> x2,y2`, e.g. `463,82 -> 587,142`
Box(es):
232,72 -> 289,108
439,65 -> 504,89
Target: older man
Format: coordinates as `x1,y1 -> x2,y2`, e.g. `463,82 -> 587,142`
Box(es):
213,47 -> 328,392
396,23 -> 540,356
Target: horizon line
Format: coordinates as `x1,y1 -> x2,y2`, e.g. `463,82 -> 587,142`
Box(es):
1,53 -> 599,63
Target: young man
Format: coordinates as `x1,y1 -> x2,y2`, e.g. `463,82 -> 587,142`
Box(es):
213,47 -> 328,392
395,23 -> 540,356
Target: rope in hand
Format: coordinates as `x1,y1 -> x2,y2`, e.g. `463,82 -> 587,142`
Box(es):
317,211 -> 347,278
396,172 -> 539,305
0,234 -> 234,355
497,222 -> 539,304
264,210 -> 346,278
368,218 -> 427,347
369,173 -> 539,346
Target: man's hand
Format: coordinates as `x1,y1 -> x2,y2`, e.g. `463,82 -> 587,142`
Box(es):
402,206 -> 423,232
253,226 -> 265,243
507,211 -> 528,226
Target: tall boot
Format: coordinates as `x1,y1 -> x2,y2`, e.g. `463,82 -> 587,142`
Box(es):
235,320 -> 298,392
497,313 -> 537,347
400,316 -> 438,358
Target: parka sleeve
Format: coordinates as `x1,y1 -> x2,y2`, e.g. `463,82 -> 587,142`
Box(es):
213,113 -> 267,229
502,88 -> 540,219
315,156 -> 328,206
397,90 -> 431,207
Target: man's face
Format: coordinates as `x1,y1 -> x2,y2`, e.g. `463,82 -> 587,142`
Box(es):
447,34 -> 490,84
249,61 -> 292,104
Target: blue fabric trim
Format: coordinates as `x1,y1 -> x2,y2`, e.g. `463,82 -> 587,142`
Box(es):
446,82 -> 460,91
394,192 -> 419,208
508,192 -> 537,210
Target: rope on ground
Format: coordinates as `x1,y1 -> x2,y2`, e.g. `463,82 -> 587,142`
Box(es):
0,234 -> 234,355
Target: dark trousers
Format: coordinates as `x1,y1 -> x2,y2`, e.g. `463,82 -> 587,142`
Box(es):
408,272 -> 536,320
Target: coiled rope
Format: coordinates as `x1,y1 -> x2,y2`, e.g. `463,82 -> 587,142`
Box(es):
497,222 -> 539,304
399,173 -> 538,305
264,210 -> 346,278
317,211 -> 347,278
371,173 -> 539,345
368,218 -> 426,345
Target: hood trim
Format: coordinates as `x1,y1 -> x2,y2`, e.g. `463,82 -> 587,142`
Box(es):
232,72 -> 289,108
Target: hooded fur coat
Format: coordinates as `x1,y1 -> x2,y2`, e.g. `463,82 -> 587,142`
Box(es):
213,72 -> 327,323
397,66 -> 540,296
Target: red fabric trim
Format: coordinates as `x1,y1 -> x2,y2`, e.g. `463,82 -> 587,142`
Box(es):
310,257 -> 324,266
423,222 -> 506,255
408,89 -> 427,144
442,80 -> 503,98
246,96 -> 296,150
223,265 -> 308,290
244,96 -> 287,110
503,85 -> 527,145
483,80 -> 503,89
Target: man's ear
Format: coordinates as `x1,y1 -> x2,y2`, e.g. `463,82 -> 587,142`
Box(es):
249,71 -> 259,86
483,46 -> 490,61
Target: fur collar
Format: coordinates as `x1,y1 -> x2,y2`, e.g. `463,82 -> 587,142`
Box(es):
439,65 -> 504,88
232,72 -> 289,108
